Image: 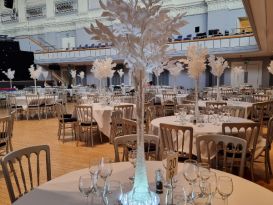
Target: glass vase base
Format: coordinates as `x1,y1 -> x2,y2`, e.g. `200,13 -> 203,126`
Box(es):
120,189 -> 159,205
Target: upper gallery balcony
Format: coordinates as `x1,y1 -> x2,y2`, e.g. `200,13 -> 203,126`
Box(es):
33,33 -> 258,65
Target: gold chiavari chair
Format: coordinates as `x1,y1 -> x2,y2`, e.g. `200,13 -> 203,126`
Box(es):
1,145 -> 51,203
160,123 -> 196,161
222,122 -> 260,181
196,134 -> 247,177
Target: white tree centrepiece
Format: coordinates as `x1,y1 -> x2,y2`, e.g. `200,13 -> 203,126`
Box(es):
28,64 -> 42,94
268,60 -> 273,75
180,45 -> 208,117
92,58 -> 116,91
85,0 -> 187,204
2,68 -> 15,88
70,70 -> 77,86
117,69 -> 124,85
152,65 -> 164,87
208,55 -> 229,101
165,60 -> 184,91
78,71 -> 85,85
231,66 -> 244,88
42,71 -> 48,87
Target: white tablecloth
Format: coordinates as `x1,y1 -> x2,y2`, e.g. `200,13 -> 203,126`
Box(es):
198,100 -> 253,118
13,161 -> 273,205
150,115 -> 255,156
79,103 -> 135,138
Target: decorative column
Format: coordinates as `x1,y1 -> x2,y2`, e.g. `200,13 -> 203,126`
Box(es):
17,0 -> 26,22
46,0 -> 55,19
78,0 -> 88,14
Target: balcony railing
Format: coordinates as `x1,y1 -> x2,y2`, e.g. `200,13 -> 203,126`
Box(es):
26,5 -> 46,20
0,11 -> 18,23
34,34 -> 258,64
55,0 -> 78,15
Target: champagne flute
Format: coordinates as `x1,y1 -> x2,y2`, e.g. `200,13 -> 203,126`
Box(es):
207,171 -> 217,205
183,159 -> 198,200
128,150 -> 137,181
79,174 -> 93,204
103,180 -> 123,205
218,176 -> 233,205
99,157 -> 113,194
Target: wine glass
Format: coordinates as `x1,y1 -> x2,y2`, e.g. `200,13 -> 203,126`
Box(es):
217,176 -> 233,205
99,157 -> 113,194
128,150 -> 137,181
89,160 -> 100,193
103,180 -> 123,205
183,159 -> 198,200
79,174 -> 93,204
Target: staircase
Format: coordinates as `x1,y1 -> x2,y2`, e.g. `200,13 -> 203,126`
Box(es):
15,35 -> 55,52
51,71 -> 68,86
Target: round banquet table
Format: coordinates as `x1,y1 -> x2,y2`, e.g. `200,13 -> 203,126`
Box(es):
13,161 -> 273,205
149,115 -> 265,156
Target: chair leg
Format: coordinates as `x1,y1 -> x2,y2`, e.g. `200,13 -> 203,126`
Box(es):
250,160 -> 255,181
9,138 -> 13,152
62,123 -> 65,143
27,109 -> 29,120
267,149 -> 273,175
265,152 -> 270,183
58,123 -> 61,140
91,128 -> 93,147
38,107 -> 40,120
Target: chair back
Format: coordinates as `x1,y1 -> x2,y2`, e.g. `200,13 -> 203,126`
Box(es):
6,95 -> 17,110
87,94 -> 99,103
222,122 -> 260,158
266,117 -> 273,148
0,116 -> 11,145
223,106 -> 245,118
113,134 -> 159,162
196,134 -> 247,177
55,103 -> 65,121
122,118 -> 137,135
160,123 -> 193,160
75,105 -> 93,124
253,94 -> 270,102
1,145 -> 51,203
206,101 -> 227,114
26,94 -> 40,107
109,110 -> 123,143
44,94 -> 55,106
114,104 -> 134,119
251,102 -> 268,124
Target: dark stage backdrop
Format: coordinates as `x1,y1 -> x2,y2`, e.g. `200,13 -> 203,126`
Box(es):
0,40 -> 34,81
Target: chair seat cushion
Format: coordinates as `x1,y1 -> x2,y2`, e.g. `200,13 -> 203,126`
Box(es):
0,142 -> 6,147
63,114 -> 72,118
178,153 -> 198,162
61,118 -> 77,123
11,105 -> 23,109
80,121 -> 98,126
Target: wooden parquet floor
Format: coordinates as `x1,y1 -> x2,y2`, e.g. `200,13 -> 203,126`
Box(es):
0,104 -> 273,204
